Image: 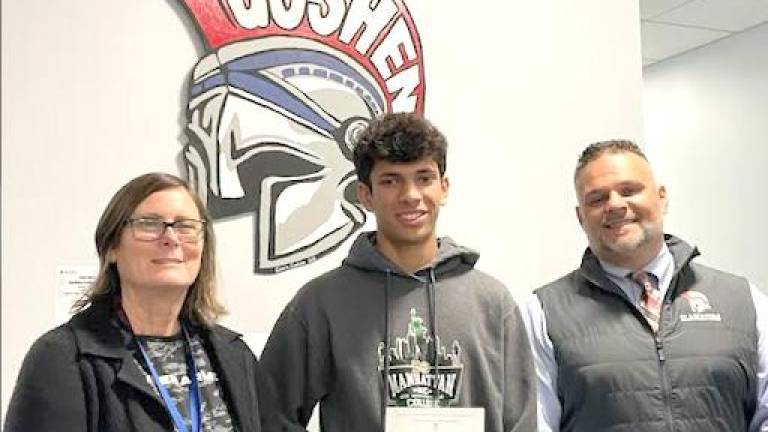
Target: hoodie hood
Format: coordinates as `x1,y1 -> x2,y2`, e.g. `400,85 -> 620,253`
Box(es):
342,231 -> 479,277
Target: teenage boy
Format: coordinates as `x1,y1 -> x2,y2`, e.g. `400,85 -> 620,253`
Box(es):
260,112 -> 536,432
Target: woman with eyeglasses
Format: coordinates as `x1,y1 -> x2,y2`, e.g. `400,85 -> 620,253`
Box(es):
5,172 -> 289,432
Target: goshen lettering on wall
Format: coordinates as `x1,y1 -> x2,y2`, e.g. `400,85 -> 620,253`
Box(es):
178,0 -> 425,274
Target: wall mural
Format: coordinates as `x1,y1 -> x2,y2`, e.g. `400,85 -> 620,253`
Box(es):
179,0 -> 425,274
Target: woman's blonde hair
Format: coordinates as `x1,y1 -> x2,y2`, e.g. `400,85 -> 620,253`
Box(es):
73,172 -> 224,326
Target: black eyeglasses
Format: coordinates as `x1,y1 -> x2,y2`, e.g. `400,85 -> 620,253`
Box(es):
125,217 -> 206,243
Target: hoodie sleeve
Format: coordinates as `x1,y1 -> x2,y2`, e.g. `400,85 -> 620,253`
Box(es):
503,299 -> 538,432
260,295 -> 332,428
4,327 -> 88,432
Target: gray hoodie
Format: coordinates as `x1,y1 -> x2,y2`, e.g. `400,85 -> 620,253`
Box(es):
260,232 -> 536,432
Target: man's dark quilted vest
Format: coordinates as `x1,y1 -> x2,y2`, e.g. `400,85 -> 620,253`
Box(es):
537,236 -> 757,432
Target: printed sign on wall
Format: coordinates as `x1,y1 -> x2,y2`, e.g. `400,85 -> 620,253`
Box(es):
179,0 -> 425,273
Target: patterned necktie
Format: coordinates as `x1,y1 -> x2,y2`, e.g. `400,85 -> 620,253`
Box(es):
631,271 -> 662,332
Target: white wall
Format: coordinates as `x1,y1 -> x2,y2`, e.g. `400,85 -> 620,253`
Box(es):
1,0 -> 642,418
643,23 -> 768,293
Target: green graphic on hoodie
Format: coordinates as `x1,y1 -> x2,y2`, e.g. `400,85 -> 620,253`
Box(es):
377,308 -> 463,407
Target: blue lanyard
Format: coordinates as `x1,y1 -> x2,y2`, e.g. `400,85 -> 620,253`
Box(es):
137,327 -> 202,432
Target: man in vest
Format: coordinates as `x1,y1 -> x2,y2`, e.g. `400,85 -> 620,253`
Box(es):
523,140 -> 768,432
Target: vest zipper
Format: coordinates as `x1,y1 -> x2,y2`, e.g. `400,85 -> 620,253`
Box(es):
656,303 -> 675,431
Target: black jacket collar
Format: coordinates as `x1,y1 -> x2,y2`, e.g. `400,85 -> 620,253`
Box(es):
67,298 -> 250,428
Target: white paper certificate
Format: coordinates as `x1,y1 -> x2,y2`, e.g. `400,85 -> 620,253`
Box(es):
385,407 -> 484,432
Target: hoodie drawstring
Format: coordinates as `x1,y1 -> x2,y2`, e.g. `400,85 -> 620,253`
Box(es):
381,269 -> 392,430
426,268 -> 439,405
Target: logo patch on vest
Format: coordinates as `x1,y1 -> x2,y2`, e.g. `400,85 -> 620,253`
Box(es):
377,308 -> 463,407
679,290 -> 722,322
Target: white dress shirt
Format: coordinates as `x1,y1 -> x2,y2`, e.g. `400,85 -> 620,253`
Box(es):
522,244 -> 768,432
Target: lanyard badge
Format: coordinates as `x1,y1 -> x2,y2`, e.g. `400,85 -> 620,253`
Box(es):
138,326 -> 202,432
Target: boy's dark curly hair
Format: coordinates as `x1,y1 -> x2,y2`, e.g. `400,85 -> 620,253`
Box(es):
353,112 -> 447,188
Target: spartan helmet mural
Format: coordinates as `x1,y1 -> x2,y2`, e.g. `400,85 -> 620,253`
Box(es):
185,38 -> 377,272
180,1 -> 425,273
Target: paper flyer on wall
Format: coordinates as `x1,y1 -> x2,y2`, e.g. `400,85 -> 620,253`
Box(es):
55,265 -> 98,325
